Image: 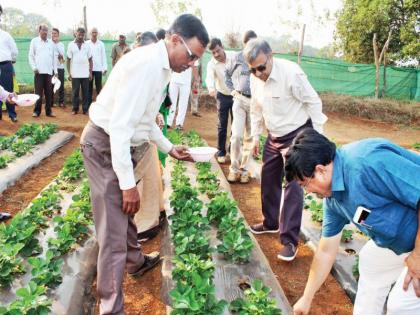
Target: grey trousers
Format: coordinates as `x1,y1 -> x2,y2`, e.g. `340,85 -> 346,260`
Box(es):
80,121 -> 145,315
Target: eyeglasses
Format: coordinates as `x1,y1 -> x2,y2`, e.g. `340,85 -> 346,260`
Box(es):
250,57 -> 269,74
179,36 -> 199,61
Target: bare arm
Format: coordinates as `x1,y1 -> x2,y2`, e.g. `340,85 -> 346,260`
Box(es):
293,233 -> 341,315
403,204 -> 420,297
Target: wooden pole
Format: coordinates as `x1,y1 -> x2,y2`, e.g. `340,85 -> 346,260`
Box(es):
83,5 -> 88,39
297,24 -> 306,65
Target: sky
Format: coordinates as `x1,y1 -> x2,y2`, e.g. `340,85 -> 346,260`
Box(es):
1,0 -> 343,48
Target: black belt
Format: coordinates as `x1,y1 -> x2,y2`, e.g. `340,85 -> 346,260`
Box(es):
0,61 -> 12,65
237,91 -> 251,98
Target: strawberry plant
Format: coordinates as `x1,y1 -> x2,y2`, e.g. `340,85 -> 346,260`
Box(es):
60,149 -> 85,181
0,154 -> 14,168
172,254 -> 215,283
341,229 -> 354,243
308,199 -> 323,222
230,279 -> 282,315
0,281 -> 52,315
0,136 -> 16,150
28,250 -> 64,288
217,228 -> 254,263
413,142 -> 420,150
207,192 -> 238,225
0,243 -> 25,287
168,129 -> 184,145
10,139 -> 34,157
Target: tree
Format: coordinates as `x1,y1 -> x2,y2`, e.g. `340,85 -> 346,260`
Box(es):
150,0 -> 202,28
223,31 -> 241,49
335,0 -> 419,63
1,7 -> 51,37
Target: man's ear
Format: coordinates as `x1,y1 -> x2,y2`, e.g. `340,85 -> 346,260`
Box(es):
315,164 -> 327,175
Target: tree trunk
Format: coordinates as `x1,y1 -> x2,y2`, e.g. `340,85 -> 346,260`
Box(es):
298,24 -> 306,65
373,30 -> 392,98
382,55 -> 387,98
83,6 -> 88,39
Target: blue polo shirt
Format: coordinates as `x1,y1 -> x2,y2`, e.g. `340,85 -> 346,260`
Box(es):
322,138 -> 420,255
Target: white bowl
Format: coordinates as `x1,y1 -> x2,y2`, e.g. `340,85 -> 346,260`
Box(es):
188,146 -> 218,162
12,94 -> 40,107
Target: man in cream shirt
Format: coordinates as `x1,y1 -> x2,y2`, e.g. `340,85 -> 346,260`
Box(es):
80,14 -> 209,315
206,37 -> 234,164
245,39 -> 327,261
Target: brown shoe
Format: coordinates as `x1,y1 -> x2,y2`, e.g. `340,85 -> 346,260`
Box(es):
249,222 -> 279,234
277,243 -> 298,262
128,251 -> 161,277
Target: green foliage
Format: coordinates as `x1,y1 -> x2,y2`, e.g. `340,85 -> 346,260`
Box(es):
412,142 -> 420,150
10,139 -> 34,157
230,279 -> 282,315
0,155 -> 14,169
207,192 -> 238,226
60,149 -> 85,181
172,254 -> 215,283
353,255 -> 360,281
255,135 -> 267,161
28,251 -> 64,288
341,229 -> 354,243
168,129 -> 184,145
336,0 -> 419,63
0,281 -> 52,315
0,243 -> 25,288
305,194 -> 324,223
217,228 -> 254,263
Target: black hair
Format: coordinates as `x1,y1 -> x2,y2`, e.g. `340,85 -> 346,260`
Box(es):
156,28 -> 166,40
76,27 -> 85,33
168,14 -> 209,48
209,37 -> 223,50
285,128 -> 336,182
243,30 -> 257,44
52,28 -> 60,34
139,31 -> 157,46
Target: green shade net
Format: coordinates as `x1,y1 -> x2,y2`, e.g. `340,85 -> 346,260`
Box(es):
12,38 -> 420,101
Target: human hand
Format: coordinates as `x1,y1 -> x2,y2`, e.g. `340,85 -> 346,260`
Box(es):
122,187 -> 141,215
103,70 -> 107,76
89,73 -> 93,81
252,139 -> 260,157
404,251 -> 420,297
68,75 -> 72,81
209,90 -> 216,98
293,296 -> 312,315
169,145 -> 194,162
7,92 -> 17,104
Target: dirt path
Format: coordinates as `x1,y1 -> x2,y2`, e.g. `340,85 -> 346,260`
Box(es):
1,102 -> 419,314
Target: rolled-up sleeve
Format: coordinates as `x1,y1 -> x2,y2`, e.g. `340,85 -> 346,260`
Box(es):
109,62 -> 154,190
291,72 -> 327,134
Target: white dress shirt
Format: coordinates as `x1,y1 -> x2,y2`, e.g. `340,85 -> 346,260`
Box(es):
89,40 -> 173,190
0,29 -> 18,62
53,41 -> 65,70
67,41 -> 92,78
250,58 -> 328,141
28,37 -> 57,75
171,67 -> 192,85
86,39 -> 107,72
206,51 -> 234,96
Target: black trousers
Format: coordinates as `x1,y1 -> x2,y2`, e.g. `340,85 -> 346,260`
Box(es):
261,120 -> 313,246
0,61 -> 17,120
34,73 -> 53,116
216,92 -> 233,157
52,68 -> 65,105
88,71 -> 102,105
72,78 -> 89,113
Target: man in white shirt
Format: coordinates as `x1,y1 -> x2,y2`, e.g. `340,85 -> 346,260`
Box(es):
80,14 -> 209,315
0,5 -> 18,122
29,24 -> 57,117
245,39 -> 327,261
86,27 -> 107,105
206,37 -> 234,164
51,28 -> 65,107
67,27 -> 93,115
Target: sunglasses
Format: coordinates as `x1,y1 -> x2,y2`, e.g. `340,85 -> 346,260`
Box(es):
179,36 -> 199,61
250,57 -> 269,74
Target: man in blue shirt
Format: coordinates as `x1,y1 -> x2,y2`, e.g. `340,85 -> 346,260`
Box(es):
285,129 -> 420,315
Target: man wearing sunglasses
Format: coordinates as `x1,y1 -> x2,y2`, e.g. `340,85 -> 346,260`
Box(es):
244,39 -> 327,261
80,14 -> 208,315
224,30 -> 257,184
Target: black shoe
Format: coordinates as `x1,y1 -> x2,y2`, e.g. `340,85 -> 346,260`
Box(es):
137,225 -> 160,242
277,243 -> 298,262
249,222 -> 279,234
11,117 -> 18,123
128,251 -> 161,278
0,212 -> 12,221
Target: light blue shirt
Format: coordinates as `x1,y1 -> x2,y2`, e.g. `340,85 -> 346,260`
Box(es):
322,138 -> 420,255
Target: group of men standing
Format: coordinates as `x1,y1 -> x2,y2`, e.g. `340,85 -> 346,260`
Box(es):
28,25 -> 107,117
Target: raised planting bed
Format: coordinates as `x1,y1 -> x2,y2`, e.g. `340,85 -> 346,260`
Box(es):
0,149 -> 98,315
245,155 -> 367,301
161,130 -> 292,315
0,123 -> 74,194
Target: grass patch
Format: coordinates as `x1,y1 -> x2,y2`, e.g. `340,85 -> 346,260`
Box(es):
321,93 -> 420,126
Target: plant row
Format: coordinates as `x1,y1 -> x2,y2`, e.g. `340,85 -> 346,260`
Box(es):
168,130 -> 282,314
0,149 -> 93,314
0,123 -> 58,169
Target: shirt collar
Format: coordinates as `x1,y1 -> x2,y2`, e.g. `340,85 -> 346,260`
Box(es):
39,36 -> 49,43
331,149 -> 345,194
158,40 -> 171,70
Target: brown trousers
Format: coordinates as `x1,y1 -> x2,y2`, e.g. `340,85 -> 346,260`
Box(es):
80,121 -> 145,315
